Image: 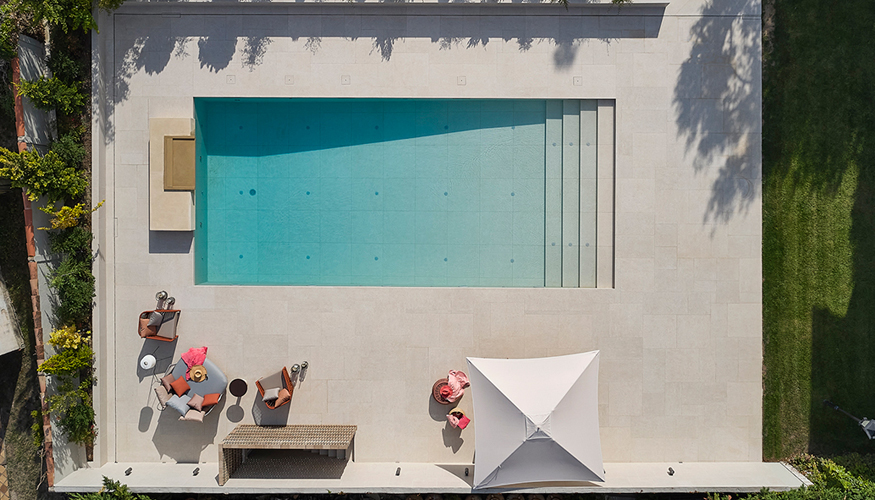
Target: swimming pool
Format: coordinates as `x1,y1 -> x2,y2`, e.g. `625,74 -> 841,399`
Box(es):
194,98 -> 596,287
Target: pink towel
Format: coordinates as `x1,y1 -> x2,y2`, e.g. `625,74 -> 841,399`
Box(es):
457,415 -> 471,429
181,346 -> 208,380
447,413 -> 460,428
447,412 -> 471,430
445,370 -> 470,403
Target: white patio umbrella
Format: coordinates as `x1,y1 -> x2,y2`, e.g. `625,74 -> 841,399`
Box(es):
466,351 -> 604,489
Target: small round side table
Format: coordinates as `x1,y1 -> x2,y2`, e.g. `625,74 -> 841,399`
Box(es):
229,378 -> 248,398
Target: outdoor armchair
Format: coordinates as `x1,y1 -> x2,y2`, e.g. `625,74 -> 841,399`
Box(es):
138,309 -> 180,342
256,367 -> 293,409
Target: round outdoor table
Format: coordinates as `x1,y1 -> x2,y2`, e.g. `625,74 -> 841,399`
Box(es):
229,378 -> 248,398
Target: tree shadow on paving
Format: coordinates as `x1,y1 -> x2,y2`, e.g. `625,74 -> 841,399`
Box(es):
672,0 -> 762,229
105,4 -> 664,140
759,0 -> 875,459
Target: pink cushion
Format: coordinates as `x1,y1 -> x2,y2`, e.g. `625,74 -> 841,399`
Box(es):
155,386 -> 172,406
187,393 -> 204,411
275,388 -> 291,406
161,373 -> 175,393
179,409 -> 205,422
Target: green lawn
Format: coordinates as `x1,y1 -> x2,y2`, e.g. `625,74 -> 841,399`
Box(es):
762,0 -> 875,459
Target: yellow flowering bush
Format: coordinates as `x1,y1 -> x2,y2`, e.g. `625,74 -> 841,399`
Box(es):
0,147 -> 87,203
39,200 -> 104,230
48,325 -> 89,350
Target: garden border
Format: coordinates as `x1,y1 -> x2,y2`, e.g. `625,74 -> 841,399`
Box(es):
12,53 -> 55,489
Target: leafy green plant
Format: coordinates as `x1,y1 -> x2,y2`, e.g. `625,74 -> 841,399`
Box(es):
59,398 -> 96,445
30,409 -> 44,448
40,324 -> 96,446
70,476 -> 151,500
51,129 -> 87,168
0,11 -> 18,61
98,0 -> 126,12
48,324 -> 90,350
50,257 -> 95,325
1,0 -> 127,37
748,454 -> 875,500
0,147 -> 87,202
11,0 -> 95,33
831,453 -> 875,484
0,63 -> 14,120
47,225 -> 95,324
17,75 -> 86,115
49,225 -> 93,256
48,47 -> 86,84
45,376 -> 95,446
39,200 -> 104,230
39,343 -> 93,376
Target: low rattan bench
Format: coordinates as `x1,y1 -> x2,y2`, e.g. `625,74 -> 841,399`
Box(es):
218,424 -> 357,485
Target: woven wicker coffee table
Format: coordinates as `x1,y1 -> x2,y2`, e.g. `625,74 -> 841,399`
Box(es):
218,424 -> 356,485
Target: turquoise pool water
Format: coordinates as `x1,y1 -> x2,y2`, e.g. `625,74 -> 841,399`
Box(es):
194,98 -> 596,287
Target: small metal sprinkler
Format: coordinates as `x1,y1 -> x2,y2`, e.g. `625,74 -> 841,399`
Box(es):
824,400 -> 875,439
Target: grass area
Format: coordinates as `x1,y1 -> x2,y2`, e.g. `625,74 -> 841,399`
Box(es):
762,0 -> 875,459
0,190 -> 45,499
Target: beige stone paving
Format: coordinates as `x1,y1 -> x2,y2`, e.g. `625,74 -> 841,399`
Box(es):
81,0 -> 763,481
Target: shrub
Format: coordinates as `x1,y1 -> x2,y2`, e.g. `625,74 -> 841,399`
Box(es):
49,225 -> 93,256
98,0 -> 126,12
70,477 -> 151,500
39,343 -> 93,376
41,328 -> 96,447
50,256 -> 95,325
1,0 -> 128,38
827,453 -> 875,484
39,200 -> 104,230
59,398 -> 96,446
48,325 -> 90,350
45,376 -> 95,446
48,47 -> 86,84
0,62 -> 14,120
0,11 -> 18,61
30,409 -> 43,447
0,147 -> 87,202
47,225 -> 95,325
17,75 -> 86,115
11,0 -> 96,33
51,130 -> 87,169
746,454 -> 875,500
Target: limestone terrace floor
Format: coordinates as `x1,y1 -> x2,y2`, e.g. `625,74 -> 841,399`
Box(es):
74,0 -> 771,492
